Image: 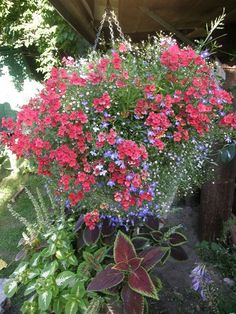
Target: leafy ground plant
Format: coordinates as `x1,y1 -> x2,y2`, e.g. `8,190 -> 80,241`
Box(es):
4,217 -> 102,314
88,231 -> 166,314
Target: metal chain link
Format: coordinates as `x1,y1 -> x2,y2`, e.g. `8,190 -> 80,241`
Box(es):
93,5 -> 127,50
93,9 -> 107,50
110,10 -> 127,43
108,15 -> 115,46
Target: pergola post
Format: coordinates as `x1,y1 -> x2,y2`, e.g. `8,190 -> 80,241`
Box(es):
200,65 -> 236,241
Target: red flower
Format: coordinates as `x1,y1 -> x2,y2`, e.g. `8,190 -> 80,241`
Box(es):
84,210 -> 100,230
93,92 -> 111,113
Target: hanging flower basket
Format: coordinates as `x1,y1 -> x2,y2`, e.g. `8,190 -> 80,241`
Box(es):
1,35 -> 235,221
1,7 -> 236,313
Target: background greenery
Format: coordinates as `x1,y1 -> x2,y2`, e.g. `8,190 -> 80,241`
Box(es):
0,0 -> 90,91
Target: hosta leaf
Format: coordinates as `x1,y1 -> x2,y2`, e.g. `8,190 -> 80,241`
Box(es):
83,226 -> 100,245
38,290 -> 52,311
4,280 -> 18,298
132,237 -> 150,251
139,247 -> 165,270
114,231 -> 136,264
144,215 -> 159,230
121,284 -> 144,314
65,300 -> 79,314
169,232 -> 187,246
56,271 -> 75,286
128,266 -> 157,299
87,265 -> 124,291
170,246 -> 188,260
74,215 -> 84,232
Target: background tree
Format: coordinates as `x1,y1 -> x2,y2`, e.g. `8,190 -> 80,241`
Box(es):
0,0 -> 90,90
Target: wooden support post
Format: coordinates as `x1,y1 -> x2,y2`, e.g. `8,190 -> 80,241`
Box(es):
139,6 -> 193,46
200,64 -> 236,241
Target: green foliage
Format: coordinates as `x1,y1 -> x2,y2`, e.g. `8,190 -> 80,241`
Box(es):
197,240 -> 236,279
0,0 -> 89,89
4,217 -> 102,313
196,8 -> 226,53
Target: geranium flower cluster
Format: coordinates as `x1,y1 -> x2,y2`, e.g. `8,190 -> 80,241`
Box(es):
1,36 -> 235,219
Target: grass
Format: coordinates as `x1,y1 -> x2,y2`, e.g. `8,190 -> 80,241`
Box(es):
0,171 -> 44,277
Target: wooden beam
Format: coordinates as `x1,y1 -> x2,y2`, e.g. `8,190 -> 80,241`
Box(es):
139,6 -> 193,46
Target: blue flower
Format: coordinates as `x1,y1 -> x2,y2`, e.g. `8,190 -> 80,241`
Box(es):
190,264 -> 212,300
200,50 -> 210,59
101,122 -> 109,128
107,180 -> 115,187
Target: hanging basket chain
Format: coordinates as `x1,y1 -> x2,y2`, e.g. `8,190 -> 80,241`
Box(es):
110,10 -> 126,43
108,15 -> 115,46
93,4 -> 127,50
93,9 -> 107,50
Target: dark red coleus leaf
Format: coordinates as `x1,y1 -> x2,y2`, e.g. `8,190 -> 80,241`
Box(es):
151,231 -> 163,242
170,246 -> 188,261
128,266 -> 157,299
87,265 -> 124,292
144,215 -> 159,230
114,231 -> 136,264
169,232 -> 187,246
132,237 -> 150,251
129,257 -> 143,272
161,248 -> 171,264
102,233 -> 116,246
83,226 -> 100,245
76,229 -> 85,252
74,214 -> 84,232
113,257 -> 143,272
112,261 -> 129,271
121,284 -> 144,314
139,247 -> 165,271
101,218 -> 116,236
105,300 -> 124,314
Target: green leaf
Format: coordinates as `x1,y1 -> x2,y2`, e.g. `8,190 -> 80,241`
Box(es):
65,300 -> 79,314
4,280 -> 18,298
55,271 -> 76,286
53,299 -> 63,314
12,262 -> 28,275
24,281 -> 36,296
94,247 -> 107,262
43,243 -> 56,257
41,261 -> 58,278
38,290 -> 52,311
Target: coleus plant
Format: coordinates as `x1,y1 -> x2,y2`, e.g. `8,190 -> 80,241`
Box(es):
87,231 -> 165,314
